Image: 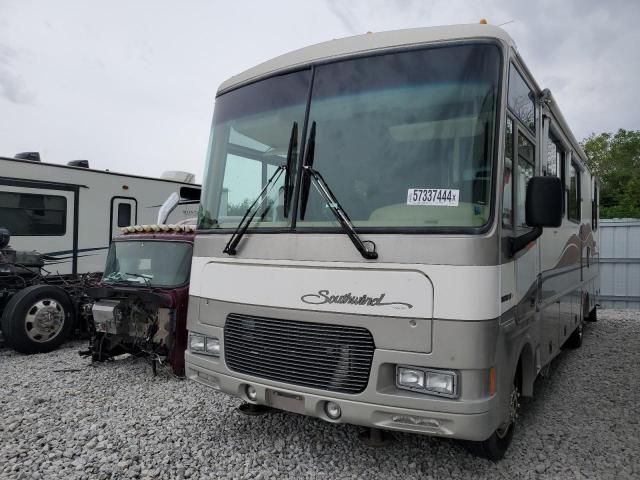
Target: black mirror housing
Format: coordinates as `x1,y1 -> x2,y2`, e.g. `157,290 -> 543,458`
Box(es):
526,176 -> 563,228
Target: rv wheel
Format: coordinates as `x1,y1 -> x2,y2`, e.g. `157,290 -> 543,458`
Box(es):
565,322 -> 583,349
465,375 -> 520,461
0,285 -> 75,354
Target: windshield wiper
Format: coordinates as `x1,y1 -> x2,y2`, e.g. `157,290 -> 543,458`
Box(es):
223,122 -> 298,256
283,122 -> 298,218
303,166 -> 378,259
299,121 -> 316,221
298,123 -> 377,260
222,166 -> 284,256
124,272 -> 151,285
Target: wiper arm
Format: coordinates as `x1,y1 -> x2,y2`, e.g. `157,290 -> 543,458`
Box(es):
298,122 -> 377,260
303,165 -> 378,260
223,164 -> 286,255
299,121 -> 316,221
283,122 -> 298,217
124,272 -> 151,285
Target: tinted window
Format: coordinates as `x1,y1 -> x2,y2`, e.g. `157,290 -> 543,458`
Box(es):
568,162 -> 581,221
117,203 -> 132,227
508,64 -> 536,132
199,69 -> 311,229
544,135 -> 565,181
299,44 -> 501,228
593,184 -> 598,230
502,118 -> 514,228
199,43 -> 502,232
0,192 -> 66,236
515,132 -> 535,228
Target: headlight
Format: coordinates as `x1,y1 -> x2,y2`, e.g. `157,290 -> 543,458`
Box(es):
189,334 -> 205,352
189,333 -> 220,357
205,337 -> 220,356
396,365 -> 458,398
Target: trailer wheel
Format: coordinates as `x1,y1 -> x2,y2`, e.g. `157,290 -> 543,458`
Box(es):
465,372 -> 521,461
0,285 -> 75,354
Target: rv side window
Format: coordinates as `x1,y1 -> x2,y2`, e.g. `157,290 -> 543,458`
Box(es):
502,118 -> 514,228
0,192 -> 66,236
117,203 -> 132,227
545,134 -> 566,215
515,132 -> 535,228
593,184 -> 598,230
568,162 -> 581,222
544,136 -> 564,180
508,64 -> 536,133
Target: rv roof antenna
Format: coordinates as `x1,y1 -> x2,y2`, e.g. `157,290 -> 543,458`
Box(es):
498,20 -> 514,27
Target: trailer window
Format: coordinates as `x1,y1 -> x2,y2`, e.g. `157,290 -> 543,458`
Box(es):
568,162 -> 581,222
0,192 -> 66,236
117,203 -> 132,227
508,64 -> 536,133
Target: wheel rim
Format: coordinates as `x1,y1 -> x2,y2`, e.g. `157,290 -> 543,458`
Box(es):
24,298 -> 66,343
577,323 -> 583,341
496,381 -> 520,439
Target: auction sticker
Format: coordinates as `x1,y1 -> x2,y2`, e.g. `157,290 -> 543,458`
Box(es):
407,188 -> 459,206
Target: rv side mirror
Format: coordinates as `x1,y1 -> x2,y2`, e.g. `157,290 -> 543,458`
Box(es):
526,176 -> 563,228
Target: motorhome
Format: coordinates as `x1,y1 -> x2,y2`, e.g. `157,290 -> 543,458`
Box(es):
184,24 -> 599,460
0,155 -> 200,275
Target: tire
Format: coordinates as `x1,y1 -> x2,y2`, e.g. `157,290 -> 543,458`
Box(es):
0,285 -> 75,354
465,372 -> 521,461
586,306 -> 597,323
565,321 -> 583,349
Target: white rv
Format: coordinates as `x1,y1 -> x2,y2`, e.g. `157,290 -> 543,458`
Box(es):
0,155 -> 200,275
185,24 -> 599,460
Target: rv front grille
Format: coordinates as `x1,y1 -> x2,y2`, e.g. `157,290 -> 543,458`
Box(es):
224,314 -> 375,394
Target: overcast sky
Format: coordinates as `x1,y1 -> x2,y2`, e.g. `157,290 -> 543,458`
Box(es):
1,0 -> 639,182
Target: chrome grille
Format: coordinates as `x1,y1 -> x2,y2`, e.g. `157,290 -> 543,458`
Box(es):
224,313 -> 375,394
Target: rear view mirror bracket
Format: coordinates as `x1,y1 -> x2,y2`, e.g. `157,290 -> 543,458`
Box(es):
509,226 -> 542,257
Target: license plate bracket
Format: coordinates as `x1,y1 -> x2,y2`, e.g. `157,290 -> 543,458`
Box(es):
267,390 -> 305,414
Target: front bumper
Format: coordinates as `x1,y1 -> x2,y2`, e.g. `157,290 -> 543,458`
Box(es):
185,350 -> 498,441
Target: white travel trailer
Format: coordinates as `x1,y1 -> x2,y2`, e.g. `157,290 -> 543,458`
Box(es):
0,155 -> 200,275
185,24 -> 599,460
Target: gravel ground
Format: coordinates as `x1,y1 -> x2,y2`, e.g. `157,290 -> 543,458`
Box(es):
1,309 -> 639,480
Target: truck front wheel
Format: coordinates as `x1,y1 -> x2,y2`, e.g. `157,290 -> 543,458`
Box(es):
465,373 -> 521,461
1,285 -> 75,354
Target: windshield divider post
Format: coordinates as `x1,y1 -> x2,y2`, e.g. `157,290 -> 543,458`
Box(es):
289,67 -> 316,230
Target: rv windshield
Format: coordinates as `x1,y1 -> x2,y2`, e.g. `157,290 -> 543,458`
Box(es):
102,240 -> 192,288
199,43 -> 501,231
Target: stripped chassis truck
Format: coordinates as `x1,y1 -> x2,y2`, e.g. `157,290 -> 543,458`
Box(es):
185,24 -> 599,460
86,225 -> 195,375
0,228 -> 99,353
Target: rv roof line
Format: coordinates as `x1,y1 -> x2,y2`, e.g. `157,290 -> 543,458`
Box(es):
1,156 -> 200,186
